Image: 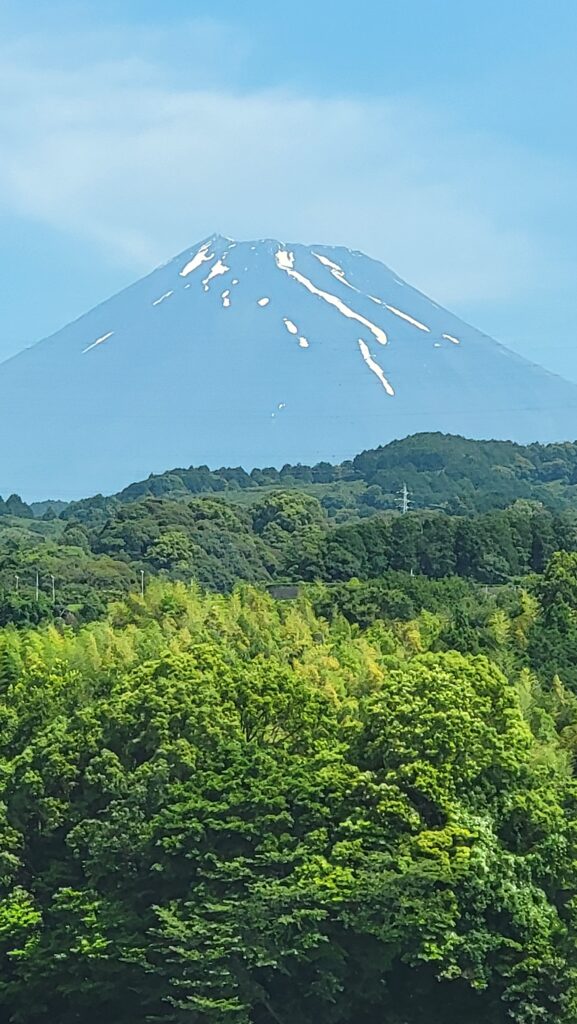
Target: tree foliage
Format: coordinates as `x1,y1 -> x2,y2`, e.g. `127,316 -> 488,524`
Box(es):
0,583 -> 572,1020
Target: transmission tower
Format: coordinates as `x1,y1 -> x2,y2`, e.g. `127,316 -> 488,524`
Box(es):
398,482 -> 411,514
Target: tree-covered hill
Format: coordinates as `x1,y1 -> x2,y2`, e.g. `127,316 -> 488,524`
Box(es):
28,432 -> 577,525
0,579 -> 576,1021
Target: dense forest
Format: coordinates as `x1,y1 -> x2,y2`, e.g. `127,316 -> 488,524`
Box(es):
0,573 -> 576,1021
1,434 -> 577,1020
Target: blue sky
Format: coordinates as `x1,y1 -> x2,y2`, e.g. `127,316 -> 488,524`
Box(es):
1,0 -> 577,377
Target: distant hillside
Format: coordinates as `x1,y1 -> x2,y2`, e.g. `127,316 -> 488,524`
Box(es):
3,430 -> 577,626
47,432 -> 577,525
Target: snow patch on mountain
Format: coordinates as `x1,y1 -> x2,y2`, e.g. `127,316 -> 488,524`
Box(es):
283,319 -> 299,336
385,304 -> 430,332
83,331 -> 114,354
203,259 -> 230,291
276,250 -> 295,270
179,243 -> 213,277
358,340 -> 395,396
312,252 -> 358,292
152,291 -> 174,307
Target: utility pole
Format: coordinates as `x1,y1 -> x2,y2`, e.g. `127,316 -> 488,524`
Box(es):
140,570 -> 145,598
14,574 -> 19,594
35,572 -> 39,602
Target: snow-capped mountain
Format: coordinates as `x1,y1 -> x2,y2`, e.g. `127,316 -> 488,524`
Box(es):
2,233 -> 577,499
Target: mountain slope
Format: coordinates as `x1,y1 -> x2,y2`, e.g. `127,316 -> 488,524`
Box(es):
2,233 -> 577,499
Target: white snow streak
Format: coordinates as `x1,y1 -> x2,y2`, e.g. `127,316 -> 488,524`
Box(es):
313,253 -> 342,273
257,297 -> 270,306
313,252 -> 357,291
358,339 -> 395,396
275,249 -> 388,347
202,259 -> 230,289
385,305 -> 430,332
83,331 -> 114,354
283,318 -> 299,335
299,337 -> 310,348
443,333 -> 461,345
152,291 -> 174,306
179,243 -> 213,277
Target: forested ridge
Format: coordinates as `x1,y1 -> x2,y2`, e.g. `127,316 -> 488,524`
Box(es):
1,430 -> 577,625
22,431 -> 577,522
2,434 -> 577,1019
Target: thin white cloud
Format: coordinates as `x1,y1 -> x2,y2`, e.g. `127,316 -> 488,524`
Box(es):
0,20 -> 574,311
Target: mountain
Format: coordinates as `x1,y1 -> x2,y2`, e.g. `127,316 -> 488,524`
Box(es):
2,233 -> 577,500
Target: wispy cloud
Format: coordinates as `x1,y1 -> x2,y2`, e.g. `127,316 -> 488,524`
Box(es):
0,16 -> 574,312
